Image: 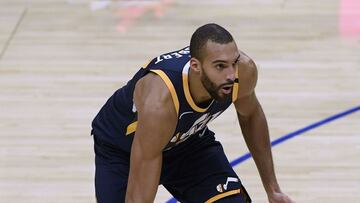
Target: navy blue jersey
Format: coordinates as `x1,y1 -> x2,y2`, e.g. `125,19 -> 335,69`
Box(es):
91,46 -> 239,153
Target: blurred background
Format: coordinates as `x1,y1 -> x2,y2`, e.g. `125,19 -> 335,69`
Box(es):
0,0 -> 359,202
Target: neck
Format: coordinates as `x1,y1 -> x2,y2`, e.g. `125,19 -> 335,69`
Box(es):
188,68 -> 212,104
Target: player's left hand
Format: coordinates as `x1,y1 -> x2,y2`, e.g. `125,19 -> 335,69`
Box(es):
268,191 -> 295,203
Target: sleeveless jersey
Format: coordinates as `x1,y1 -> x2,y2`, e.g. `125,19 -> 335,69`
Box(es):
91,46 -> 239,153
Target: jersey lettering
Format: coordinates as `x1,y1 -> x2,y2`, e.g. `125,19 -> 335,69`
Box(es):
168,111 -> 222,146
155,47 -> 190,64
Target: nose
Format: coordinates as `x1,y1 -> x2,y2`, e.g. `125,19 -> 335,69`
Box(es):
225,66 -> 236,82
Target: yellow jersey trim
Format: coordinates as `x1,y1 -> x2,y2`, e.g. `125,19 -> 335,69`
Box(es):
126,121 -> 138,136
182,62 -> 212,112
205,189 -> 241,203
150,69 -> 180,115
125,69 -> 179,136
232,67 -> 239,103
142,60 -> 151,69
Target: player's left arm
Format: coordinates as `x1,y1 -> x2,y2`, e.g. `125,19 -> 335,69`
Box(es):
234,56 -> 295,203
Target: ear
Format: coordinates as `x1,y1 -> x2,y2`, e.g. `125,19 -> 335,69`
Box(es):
190,57 -> 201,73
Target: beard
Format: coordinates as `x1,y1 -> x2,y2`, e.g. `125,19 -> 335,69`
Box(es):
200,70 -> 234,102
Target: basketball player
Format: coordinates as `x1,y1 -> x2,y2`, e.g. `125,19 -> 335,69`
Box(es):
91,23 -> 295,203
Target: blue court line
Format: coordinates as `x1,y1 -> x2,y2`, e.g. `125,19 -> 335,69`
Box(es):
166,105 -> 360,203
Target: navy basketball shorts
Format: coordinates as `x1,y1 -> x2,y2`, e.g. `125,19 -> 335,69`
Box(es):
94,134 -> 252,203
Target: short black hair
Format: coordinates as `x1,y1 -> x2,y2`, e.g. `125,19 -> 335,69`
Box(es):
190,23 -> 234,61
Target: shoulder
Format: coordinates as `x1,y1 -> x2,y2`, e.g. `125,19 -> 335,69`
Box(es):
236,51 -> 258,98
238,51 -> 257,81
134,72 -> 178,115
135,72 -> 172,105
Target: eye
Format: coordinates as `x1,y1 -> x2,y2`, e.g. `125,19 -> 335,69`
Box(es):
216,64 -> 226,70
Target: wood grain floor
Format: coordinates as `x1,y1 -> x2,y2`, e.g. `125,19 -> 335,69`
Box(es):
0,0 -> 359,202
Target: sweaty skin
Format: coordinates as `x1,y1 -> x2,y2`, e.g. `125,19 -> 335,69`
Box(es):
125,73 -> 177,203
125,41 -> 295,203
190,40 -> 294,202
234,53 -> 294,203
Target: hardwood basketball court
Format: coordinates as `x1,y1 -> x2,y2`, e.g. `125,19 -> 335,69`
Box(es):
0,0 -> 359,202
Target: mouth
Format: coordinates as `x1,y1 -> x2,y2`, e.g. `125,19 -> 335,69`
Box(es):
221,85 -> 233,94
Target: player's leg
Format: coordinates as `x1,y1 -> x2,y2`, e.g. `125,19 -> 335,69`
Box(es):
180,160 -> 251,203
94,135 -> 129,203
161,133 -> 252,203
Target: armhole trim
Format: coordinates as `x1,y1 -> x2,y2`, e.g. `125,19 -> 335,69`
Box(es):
232,67 -> 239,103
150,69 -> 180,116
126,121 -> 138,136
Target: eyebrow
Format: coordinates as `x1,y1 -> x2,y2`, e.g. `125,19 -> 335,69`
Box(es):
234,54 -> 241,62
212,54 -> 241,64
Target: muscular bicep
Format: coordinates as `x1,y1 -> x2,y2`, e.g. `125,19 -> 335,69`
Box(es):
126,73 -> 178,202
133,73 -> 177,157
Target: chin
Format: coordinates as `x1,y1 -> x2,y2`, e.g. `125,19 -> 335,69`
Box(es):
214,94 -> 231,103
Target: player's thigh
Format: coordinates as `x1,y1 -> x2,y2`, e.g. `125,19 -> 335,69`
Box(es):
163,140 -> 251,202
182,174 -> 251,203
94,136 -> 129,203
95,160 -> 128,203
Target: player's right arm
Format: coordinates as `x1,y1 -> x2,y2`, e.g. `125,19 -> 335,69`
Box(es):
125,72 -> 178,203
